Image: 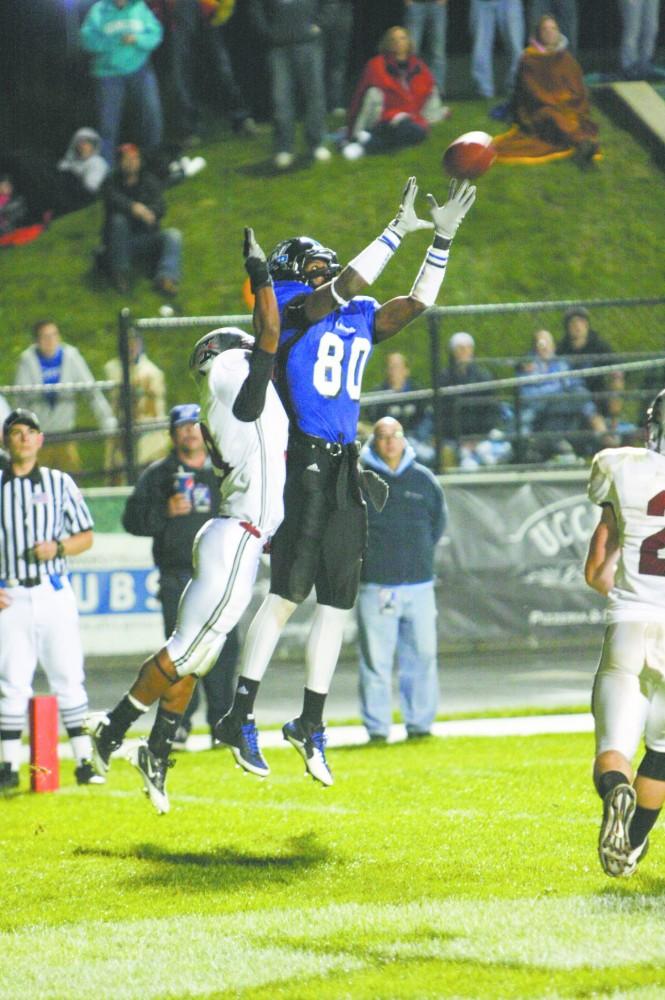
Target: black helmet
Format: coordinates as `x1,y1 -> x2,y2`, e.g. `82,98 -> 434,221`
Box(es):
267,236 -> 341,285
188,327 -> 255,378
646,388 -> 665,455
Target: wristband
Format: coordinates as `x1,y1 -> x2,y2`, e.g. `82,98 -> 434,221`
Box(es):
56,540 -> 66,559
409,244 -> 449,308
330,278 -> 349,308
348,225 -> 402,285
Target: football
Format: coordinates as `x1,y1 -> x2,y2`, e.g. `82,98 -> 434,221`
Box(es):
442,131 -> 497,180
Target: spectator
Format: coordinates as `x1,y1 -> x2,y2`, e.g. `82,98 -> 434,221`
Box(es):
357,416 -> 446,742
529,0 -> 578,55
122,403 -> 239,749
247,0 -> 330,170
517,327 -> 606,459
403,0 -> 448,97
99,143 -> 182,294
469,0 -> 525,101
0,174 -> 27,235
319,0 -> 355,115
362,351 -> 435,465
0,128 -> 108,225
438,331 -> 505,445
599,392 -> 640,449
343,25 -> 449,161
13,320 -> 117,473
80,0 -> 164,166
557,306 -> 614,397
169,0 -> 257,147
493,15 -> 600,167
618,0 -> 664,81
104,329 -> 169,482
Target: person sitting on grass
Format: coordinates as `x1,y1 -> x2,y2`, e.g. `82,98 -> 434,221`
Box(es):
492,14 -> 600,168
342,25 -> 449,161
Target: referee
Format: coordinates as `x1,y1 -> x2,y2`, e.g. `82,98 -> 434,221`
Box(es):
0,408 -> 100,789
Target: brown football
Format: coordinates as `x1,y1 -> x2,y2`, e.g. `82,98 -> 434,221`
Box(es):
442,131 -> 497,180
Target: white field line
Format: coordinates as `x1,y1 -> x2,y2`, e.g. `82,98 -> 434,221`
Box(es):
20,713 -> 594,763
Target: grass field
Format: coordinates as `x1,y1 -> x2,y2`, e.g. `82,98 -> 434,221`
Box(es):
3,731 -> 665,999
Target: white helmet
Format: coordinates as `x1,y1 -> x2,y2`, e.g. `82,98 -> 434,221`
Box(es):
188,327 -> 255,378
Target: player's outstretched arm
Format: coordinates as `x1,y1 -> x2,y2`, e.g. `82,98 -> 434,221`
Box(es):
233,228 -> 279,422
244,226 -> 279,355
302,176 -> 432,325
373,179 -> 477,342
584,504 -> 620,595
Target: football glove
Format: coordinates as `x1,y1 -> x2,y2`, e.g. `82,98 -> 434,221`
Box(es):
243,226 -> 272,292
389,176 -> 434,239
426,179 -> 477,241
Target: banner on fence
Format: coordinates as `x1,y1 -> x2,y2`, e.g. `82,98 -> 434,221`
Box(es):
74,476 -> 605,657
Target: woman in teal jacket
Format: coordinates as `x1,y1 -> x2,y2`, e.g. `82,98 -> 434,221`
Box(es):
80,0 -> 164,164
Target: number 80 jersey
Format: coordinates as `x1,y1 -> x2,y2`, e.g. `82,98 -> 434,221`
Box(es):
588,446 -> 665,623
275,281 -> 379,445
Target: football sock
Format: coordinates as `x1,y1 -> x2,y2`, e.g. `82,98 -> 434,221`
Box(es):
629,805 -> 661,848
148,708 -> 182,760
67,730 -> 93,766
230,676 -> 260,718
107,693 -> 148,742
239,593 -> 297,682
0,733 -> 21,772
304,604 -> 349,694
595,769 -> 630,800
301,688 -> 326,727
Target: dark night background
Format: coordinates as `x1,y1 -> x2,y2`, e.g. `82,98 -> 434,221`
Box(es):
0,0 -> 660,153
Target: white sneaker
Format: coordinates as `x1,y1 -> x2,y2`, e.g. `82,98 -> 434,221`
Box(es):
182,155 -> 206,177
312,145 -> 332,162
598,783 -> 636,876
274,151 -> 294,170
342,142 -> 365,161
355,129 -> 372,145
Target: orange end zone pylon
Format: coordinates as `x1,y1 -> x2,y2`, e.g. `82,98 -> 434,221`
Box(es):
29,696 -> 60,792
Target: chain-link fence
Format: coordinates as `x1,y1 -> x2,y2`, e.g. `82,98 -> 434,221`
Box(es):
2,297 -> 662,482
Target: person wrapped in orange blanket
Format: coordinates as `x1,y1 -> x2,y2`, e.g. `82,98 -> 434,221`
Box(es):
493,14 -> 600,167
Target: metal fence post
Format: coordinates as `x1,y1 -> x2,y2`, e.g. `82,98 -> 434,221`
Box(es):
428,312 -> 443,473
118,308 -> 135,484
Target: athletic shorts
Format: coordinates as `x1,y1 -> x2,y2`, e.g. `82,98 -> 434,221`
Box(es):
269,435 -> 367,610
592,621 -> 665,758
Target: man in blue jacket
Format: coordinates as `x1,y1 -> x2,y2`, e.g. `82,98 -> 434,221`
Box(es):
358,415 -> 446,741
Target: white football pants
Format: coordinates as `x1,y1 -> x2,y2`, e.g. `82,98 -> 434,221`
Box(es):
0,578 -> 88,731
593,621 -> 665,759
167,517 -> 265,678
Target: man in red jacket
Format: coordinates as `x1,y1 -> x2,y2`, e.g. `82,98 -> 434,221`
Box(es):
343,25 -> 449,161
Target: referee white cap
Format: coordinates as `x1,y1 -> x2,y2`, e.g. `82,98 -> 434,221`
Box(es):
3,408 -> 41,436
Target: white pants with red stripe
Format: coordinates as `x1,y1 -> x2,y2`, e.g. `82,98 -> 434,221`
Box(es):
167,517 -> 265,678
0,577 -> 88,731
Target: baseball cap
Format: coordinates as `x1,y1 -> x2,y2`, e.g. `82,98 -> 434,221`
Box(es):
449,331 -> 475,350
3,408 -> 41,436
169,403 -> 200,432
564,306 -> 590,325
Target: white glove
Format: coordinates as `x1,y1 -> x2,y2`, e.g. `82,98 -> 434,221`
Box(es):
389,176 -> 434,239
426,179 -> 477,240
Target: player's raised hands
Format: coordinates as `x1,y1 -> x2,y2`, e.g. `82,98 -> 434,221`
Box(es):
427,179 -> 477,241
243,226 -> 272,292
389,176 -> 435,239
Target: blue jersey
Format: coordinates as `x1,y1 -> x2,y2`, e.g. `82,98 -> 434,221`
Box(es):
275,280 -> 379,444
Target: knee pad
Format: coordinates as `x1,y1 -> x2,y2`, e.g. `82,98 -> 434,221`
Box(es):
638,748 -> 665,781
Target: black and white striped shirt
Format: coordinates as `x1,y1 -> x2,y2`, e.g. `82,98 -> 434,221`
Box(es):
0,465 -> 94,584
